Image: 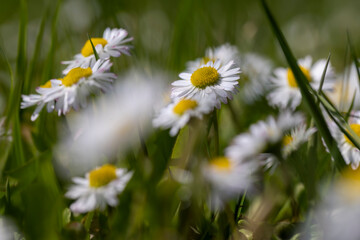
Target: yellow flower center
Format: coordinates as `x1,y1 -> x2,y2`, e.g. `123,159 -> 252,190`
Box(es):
282,135 -> 293,146
81,38 -> 108,57
287,66 -> 311,88
40,80 -> 52,88
173,99 -> 198,115
209,157 -> 232,172
89,164 -> 117,188
60,67 -> 92,87
344,124 -> 360,147
191,66 -> 219,89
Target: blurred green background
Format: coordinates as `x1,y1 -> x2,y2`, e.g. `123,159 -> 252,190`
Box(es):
1,0 -> 360,114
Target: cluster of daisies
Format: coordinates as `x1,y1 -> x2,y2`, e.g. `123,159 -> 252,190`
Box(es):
21,28 -> 132,121
21,28 -> 135,214
151,45 -> 321,207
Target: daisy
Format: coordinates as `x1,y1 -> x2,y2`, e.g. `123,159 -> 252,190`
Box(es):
330,111 -> 360,169
65,164 -> 133,213
282,124 -> 316,157
186,43 -> 240,71
62,28 -> 133,74
171,60 -> 241,108
152,96 -> 216,136
226,111 -> 304,162
267,56 -> 336,110
239,53 -> 273,103
203,156 -> 256,209
21,59 -> 116,121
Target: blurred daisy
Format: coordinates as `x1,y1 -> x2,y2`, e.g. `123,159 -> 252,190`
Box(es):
186,43 -> 240,71
21,59 -> 116,121
0,217 -> 19,240
226,111 -> 304,162
282,124 -> 316,157
203,156 -> 256,209
330,111 -> 360,169
65,164 -> 133,213
55,70 -> 166,176
152,96 -> 216,136
239,53 -> 273,103
311,167 -> 360,240
62,28 -> 133,74
327,64 -> 360,111
172,60 -> 241,108
267,56 -> 336,110
0,118 -> 12,141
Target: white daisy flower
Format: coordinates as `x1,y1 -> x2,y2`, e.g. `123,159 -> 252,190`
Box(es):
21,59 -> 116,121
239,53 -> 273,103
152,96 -> 216,136
186,43 -> 240,71
171,60 -> 241,108
62,28 -> 133,74
203,156 -> 256,209
65,164 -> 133,213
282,124 -> 316,157
226,111 -> 304,162
267,56 -> 336,110
330,111 -> 360,169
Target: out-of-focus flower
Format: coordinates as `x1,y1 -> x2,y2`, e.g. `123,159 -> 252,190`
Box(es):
329,111 -> 360,169
226,111 -> 304,162
21,59 -> 116,121
267,56 -> 336,110
327,64 -> 360,111
203,156 -> 256,209
282,124 -> 316,157
186,44 -> 240,71
56,70 -> 165,176
0,217 -> 19,240
310,168 -> 360,240
152,96 -> 216,136
0,118 -> 12,141
172,60 -> 241,108
65,164 -> 133,213
62,28 -> 133,74
239,53 -> 273,103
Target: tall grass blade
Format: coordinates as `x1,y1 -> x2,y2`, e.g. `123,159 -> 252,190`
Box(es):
87,34 -> 100,61
23,8 -> 49,94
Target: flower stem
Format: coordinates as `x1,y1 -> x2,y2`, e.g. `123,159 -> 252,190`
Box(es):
213,110 -> 220,156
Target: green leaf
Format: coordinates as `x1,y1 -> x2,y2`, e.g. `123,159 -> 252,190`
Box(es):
261,0 -> 346,171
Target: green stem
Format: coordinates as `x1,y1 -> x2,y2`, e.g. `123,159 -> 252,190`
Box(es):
213,110 -> 219,156
234,190 -> 247,222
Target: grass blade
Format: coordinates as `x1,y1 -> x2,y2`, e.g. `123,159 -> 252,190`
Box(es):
23,8 -> 49,94
87,34 -> 100,61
